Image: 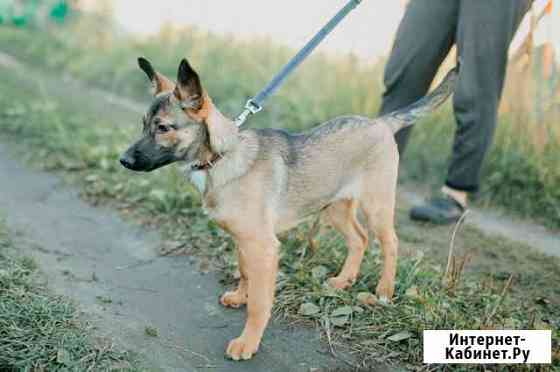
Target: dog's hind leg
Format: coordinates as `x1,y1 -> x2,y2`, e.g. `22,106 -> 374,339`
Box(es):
366,210 -> 398,303
220,247 -> 248,308
324,199 -> 369,290
360,169 -> 399,302
306,214 -> 322,255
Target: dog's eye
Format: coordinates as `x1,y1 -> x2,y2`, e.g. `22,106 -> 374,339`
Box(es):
157,124 -> 169,133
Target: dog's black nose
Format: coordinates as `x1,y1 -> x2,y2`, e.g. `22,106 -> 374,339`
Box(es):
120,155 -> 135,169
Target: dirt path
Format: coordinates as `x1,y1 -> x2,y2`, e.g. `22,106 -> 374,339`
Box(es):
0,143 -> 345,371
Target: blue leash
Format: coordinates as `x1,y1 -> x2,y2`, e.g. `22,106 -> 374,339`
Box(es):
234,0 -> 363,128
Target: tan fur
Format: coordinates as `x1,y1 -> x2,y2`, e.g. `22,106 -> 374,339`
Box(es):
153,72 -> 174,95
187,101 -> 400,360
181,91 -> 211,122
123,59 -> 455,361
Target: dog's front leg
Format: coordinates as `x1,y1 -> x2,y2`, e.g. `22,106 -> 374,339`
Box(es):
226,236 -> 279,361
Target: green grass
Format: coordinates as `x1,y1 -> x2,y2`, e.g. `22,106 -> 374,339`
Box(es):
0,222 -> 140,371
0,41 -> 558,370
271,220 -> 560,369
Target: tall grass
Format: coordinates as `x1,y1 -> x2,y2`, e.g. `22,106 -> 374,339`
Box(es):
0,20 -> 383,130
0,16 -> 558,228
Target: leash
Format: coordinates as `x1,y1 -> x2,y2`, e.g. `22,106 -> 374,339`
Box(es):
234,0 -> 363,128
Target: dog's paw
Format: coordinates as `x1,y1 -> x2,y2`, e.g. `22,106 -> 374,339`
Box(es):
219,290 -> 247,308
327,276 -> 354,290
375,278 -> 394,303
226,335 -> 259,361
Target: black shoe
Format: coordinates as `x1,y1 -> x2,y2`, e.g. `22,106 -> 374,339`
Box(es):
410,194 -> 466,225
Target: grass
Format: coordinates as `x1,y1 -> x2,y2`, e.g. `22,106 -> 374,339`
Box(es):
0,36 -> 558,370
1,20 -> 559,229
270,221 -> 560,369
0,221 -> 141,371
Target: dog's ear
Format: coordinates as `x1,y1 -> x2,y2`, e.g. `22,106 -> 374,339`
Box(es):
174,58 -> 204,111
138,57 -> 175,95
174,58 -> 237,153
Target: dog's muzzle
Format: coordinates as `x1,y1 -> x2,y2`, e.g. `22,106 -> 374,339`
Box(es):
119,153 -> 136,170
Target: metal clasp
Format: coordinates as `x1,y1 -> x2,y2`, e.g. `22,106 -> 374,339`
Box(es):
245,99 -> 262,114
234,99 -> 262,127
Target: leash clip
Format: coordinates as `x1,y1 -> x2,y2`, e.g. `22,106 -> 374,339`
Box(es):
234,99 -> 262,127
245,99 -> 263,114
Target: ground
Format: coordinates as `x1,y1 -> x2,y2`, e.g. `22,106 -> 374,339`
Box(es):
0,51 -> 558,371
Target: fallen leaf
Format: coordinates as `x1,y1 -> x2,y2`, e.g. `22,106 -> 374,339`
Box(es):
331,305 -> 353,317
405,286 -> 421,299
387,331 -> 412,342
150,189 -> 167,202
198,259 -> 210,274
357,292 -> 378,306
330,315 -> 349,327
85,174 -> 99,183
320,284 -> 339,298
311,265 -> 328,280
300,302 -> 320,316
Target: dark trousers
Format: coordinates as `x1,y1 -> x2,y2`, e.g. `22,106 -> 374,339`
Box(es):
379,0 -> 531,192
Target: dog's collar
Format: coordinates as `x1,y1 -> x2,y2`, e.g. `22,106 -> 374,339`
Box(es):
191,153 -> 223,171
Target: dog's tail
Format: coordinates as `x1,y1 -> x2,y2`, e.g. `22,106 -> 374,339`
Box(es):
384,65 -> 459,134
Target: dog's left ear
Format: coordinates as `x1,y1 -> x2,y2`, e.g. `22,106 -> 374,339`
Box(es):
138,57 -> 175,95
174,58 -> 204,113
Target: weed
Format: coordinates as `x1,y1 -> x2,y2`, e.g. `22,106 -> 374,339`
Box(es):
144,326 -> 159,338
96,295 -> 113,304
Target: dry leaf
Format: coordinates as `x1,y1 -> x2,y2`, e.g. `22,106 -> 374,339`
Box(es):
387,331 -> 412,342
357,292 -> 378,306
405,286 -> 421,299
300,302 -> 320,316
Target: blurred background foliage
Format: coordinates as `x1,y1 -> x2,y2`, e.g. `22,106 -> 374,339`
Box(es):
0,0 -> 71,26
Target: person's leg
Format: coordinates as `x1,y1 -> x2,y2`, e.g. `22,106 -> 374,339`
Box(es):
410,0 -> 531,224
379,0 -> 458,154
446,0 -> 531,193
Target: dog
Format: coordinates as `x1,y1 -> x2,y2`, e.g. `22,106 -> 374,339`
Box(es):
120,57 -> 457,361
